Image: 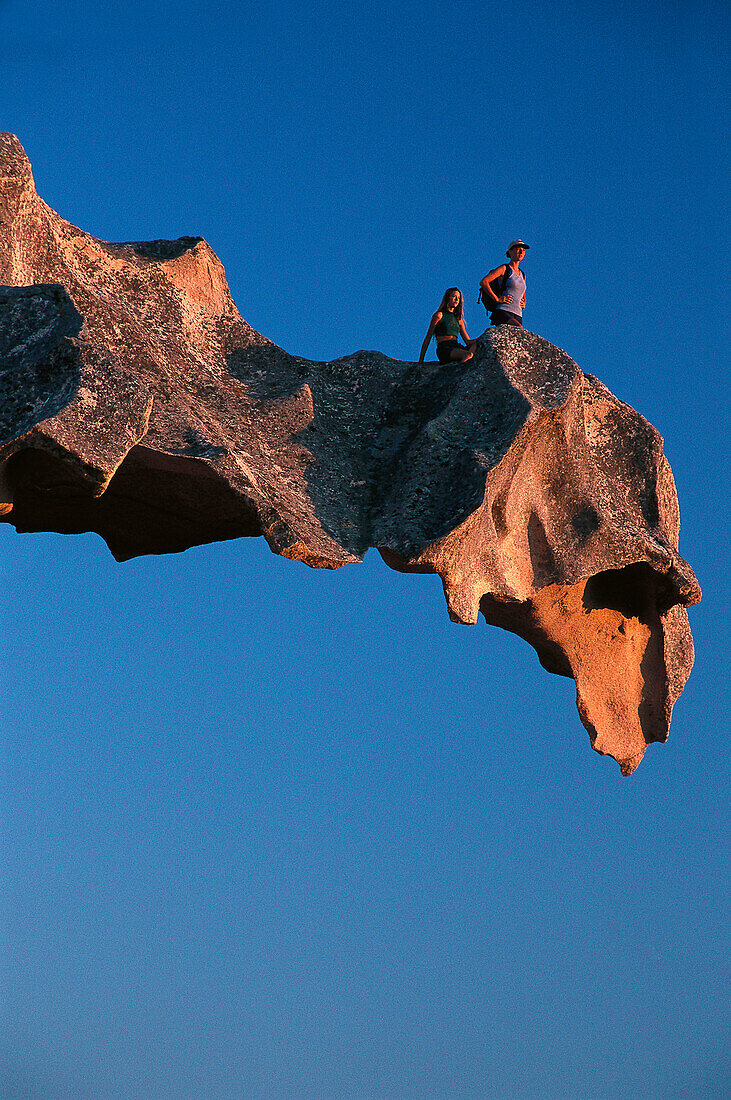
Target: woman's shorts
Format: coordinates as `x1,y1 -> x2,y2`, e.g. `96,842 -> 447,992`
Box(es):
491,310 -> 523,327
436,339 -> 459,363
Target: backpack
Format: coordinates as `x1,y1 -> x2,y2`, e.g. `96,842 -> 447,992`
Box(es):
478,265 -> 526,315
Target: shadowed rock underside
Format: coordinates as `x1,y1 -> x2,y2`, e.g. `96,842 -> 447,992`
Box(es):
0,133 -> 701,774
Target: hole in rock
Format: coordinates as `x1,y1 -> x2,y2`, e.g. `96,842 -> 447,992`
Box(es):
571,505 -> 600,541
582,562 -> 678,620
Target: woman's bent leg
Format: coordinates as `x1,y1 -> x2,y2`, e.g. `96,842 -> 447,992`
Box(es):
449,345 -> 473,362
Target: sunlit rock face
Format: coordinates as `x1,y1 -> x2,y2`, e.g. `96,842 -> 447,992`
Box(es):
0,133 -> 701,775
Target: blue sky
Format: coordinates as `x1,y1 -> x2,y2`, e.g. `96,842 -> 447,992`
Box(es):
1,0 -> 729,1096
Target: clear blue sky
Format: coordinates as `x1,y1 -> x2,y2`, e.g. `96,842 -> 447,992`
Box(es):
2,1 -> 729,1097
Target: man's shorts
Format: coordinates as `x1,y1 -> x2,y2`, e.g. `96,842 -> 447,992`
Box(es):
491,311 -> 523,327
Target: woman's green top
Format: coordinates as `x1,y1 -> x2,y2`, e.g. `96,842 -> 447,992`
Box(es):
434,309 -> 461,338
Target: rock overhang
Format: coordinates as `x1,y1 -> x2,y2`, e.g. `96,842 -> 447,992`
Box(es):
0,133 -> 701,775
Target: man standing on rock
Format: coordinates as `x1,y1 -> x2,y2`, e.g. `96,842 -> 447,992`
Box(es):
480,240 -> 529,327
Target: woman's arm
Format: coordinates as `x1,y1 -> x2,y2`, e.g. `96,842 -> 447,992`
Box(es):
480,264 -> 511,305
459,319 -> 470,344
419,313 -> 441,363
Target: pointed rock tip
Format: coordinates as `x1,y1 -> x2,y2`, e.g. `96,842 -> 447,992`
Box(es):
0,133 -> 34,185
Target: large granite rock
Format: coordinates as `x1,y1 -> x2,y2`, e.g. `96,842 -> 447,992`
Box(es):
0,133 -> 701,774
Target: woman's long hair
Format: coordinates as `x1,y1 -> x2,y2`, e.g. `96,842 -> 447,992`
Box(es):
438,287 -> 463,320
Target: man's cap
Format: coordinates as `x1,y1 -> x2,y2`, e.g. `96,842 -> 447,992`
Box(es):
507,239 -> 530,252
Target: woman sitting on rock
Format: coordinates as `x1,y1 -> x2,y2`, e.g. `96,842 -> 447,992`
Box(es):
480,240 -> 528,326
419,287 -> 475,365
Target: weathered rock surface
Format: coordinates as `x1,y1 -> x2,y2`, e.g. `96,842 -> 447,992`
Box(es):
0,133 -> 701,774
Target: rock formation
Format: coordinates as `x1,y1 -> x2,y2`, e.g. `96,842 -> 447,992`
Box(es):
0,133 -> 700,774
